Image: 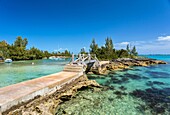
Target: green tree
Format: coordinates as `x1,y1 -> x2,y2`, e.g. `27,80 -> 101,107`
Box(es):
9,37 -> 28,60
116,49 -> 129,58
64,50 -> 71,56
80,48 -> 87,54
126,44 -> 130,54
0,37 -> 68,60
0,40 -> 9,58
44,51 -> 51,58
90,38 -> 98,54
104,37 -> 114,60
131,46 -> 138,56
97,46 -> 106,60
28,47 -> 44,60
105,37 -> 113,50
14,36 -> 28,47
88,37 -> 138,60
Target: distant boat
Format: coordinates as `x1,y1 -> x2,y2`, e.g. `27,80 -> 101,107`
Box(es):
5,59 -> 12,63
49,56 -> 56,60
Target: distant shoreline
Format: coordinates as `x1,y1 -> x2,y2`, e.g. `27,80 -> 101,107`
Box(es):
0,57 -> 71,63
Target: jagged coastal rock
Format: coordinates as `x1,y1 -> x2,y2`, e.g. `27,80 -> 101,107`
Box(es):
92,58 -> 167,75
4,75 -> 101,115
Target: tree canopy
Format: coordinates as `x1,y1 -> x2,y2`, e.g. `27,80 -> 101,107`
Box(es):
89,37 -> 138,60
0,37 -> 71,61
14,36 -> 28,47
80,47 -> 87,54
131,46 -> 138,56
90,38 -> 98,54
0,36 -> 138,61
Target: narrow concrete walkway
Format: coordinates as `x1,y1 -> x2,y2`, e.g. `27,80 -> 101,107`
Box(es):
0,70 -> 83,114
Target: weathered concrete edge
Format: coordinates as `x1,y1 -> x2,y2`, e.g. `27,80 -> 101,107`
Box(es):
0,71 -> 83,114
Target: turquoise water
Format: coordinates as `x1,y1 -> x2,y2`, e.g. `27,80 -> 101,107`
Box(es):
56,55 -> 170,115
141,55 -> 170,62
1,56 -> 170,114
0,59 -> 70,88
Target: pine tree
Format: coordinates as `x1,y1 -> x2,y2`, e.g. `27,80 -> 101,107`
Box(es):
126,44 -> 130,54
90,38 -> 98,54
80,48 -> 86,54
131,46 -> 138,56
105,37 -> 114,59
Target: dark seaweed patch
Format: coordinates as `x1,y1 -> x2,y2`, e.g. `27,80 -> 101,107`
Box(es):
114,75 -> 124,78
119,86 -> 127,91
101,85 -> 115,91
142,76 -> 149,79
105,80 -> 112,85
146,71 -> 170,78
111,76 -> 129,84
124,73 -> 142,80
109,71 -> 116,74
114,91 -> 122,95
108,74 -> 113,77
146,81 -> 165,87
148,81 -> 165,85
146,81 -> 153,86
130,87 -> 170,114
108,97 -> 114,101
114,90 -> 127,99
109,86 -> 115,90
111,77 -> 120,81
131,68 -> 141,71
87,75 -> 106,80
121,77 -> 129,82
136,104 -> 148,113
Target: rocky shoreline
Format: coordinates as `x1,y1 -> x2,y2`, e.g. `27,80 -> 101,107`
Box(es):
91,58 -> 167,75
4,75 -> 101,115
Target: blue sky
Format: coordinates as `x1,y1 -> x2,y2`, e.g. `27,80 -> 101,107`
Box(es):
0,0 -> 170,54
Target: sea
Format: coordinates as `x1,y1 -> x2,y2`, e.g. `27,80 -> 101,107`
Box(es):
0,55 -> 170,114
56,55 -> 170,115
0,58 -> 70,88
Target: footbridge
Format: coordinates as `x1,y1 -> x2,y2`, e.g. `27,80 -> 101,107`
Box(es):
63,54 -> 100,73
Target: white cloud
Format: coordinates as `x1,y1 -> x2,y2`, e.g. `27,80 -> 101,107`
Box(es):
115,42 -> 130,50
157,36 -> 170,41
120,42 -> 130,45
115,38 -> 170,54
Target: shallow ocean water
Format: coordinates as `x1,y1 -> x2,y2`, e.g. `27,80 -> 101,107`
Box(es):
1,55 -> 170,114
56,55 -> 170,115
0,59 -> 70,88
